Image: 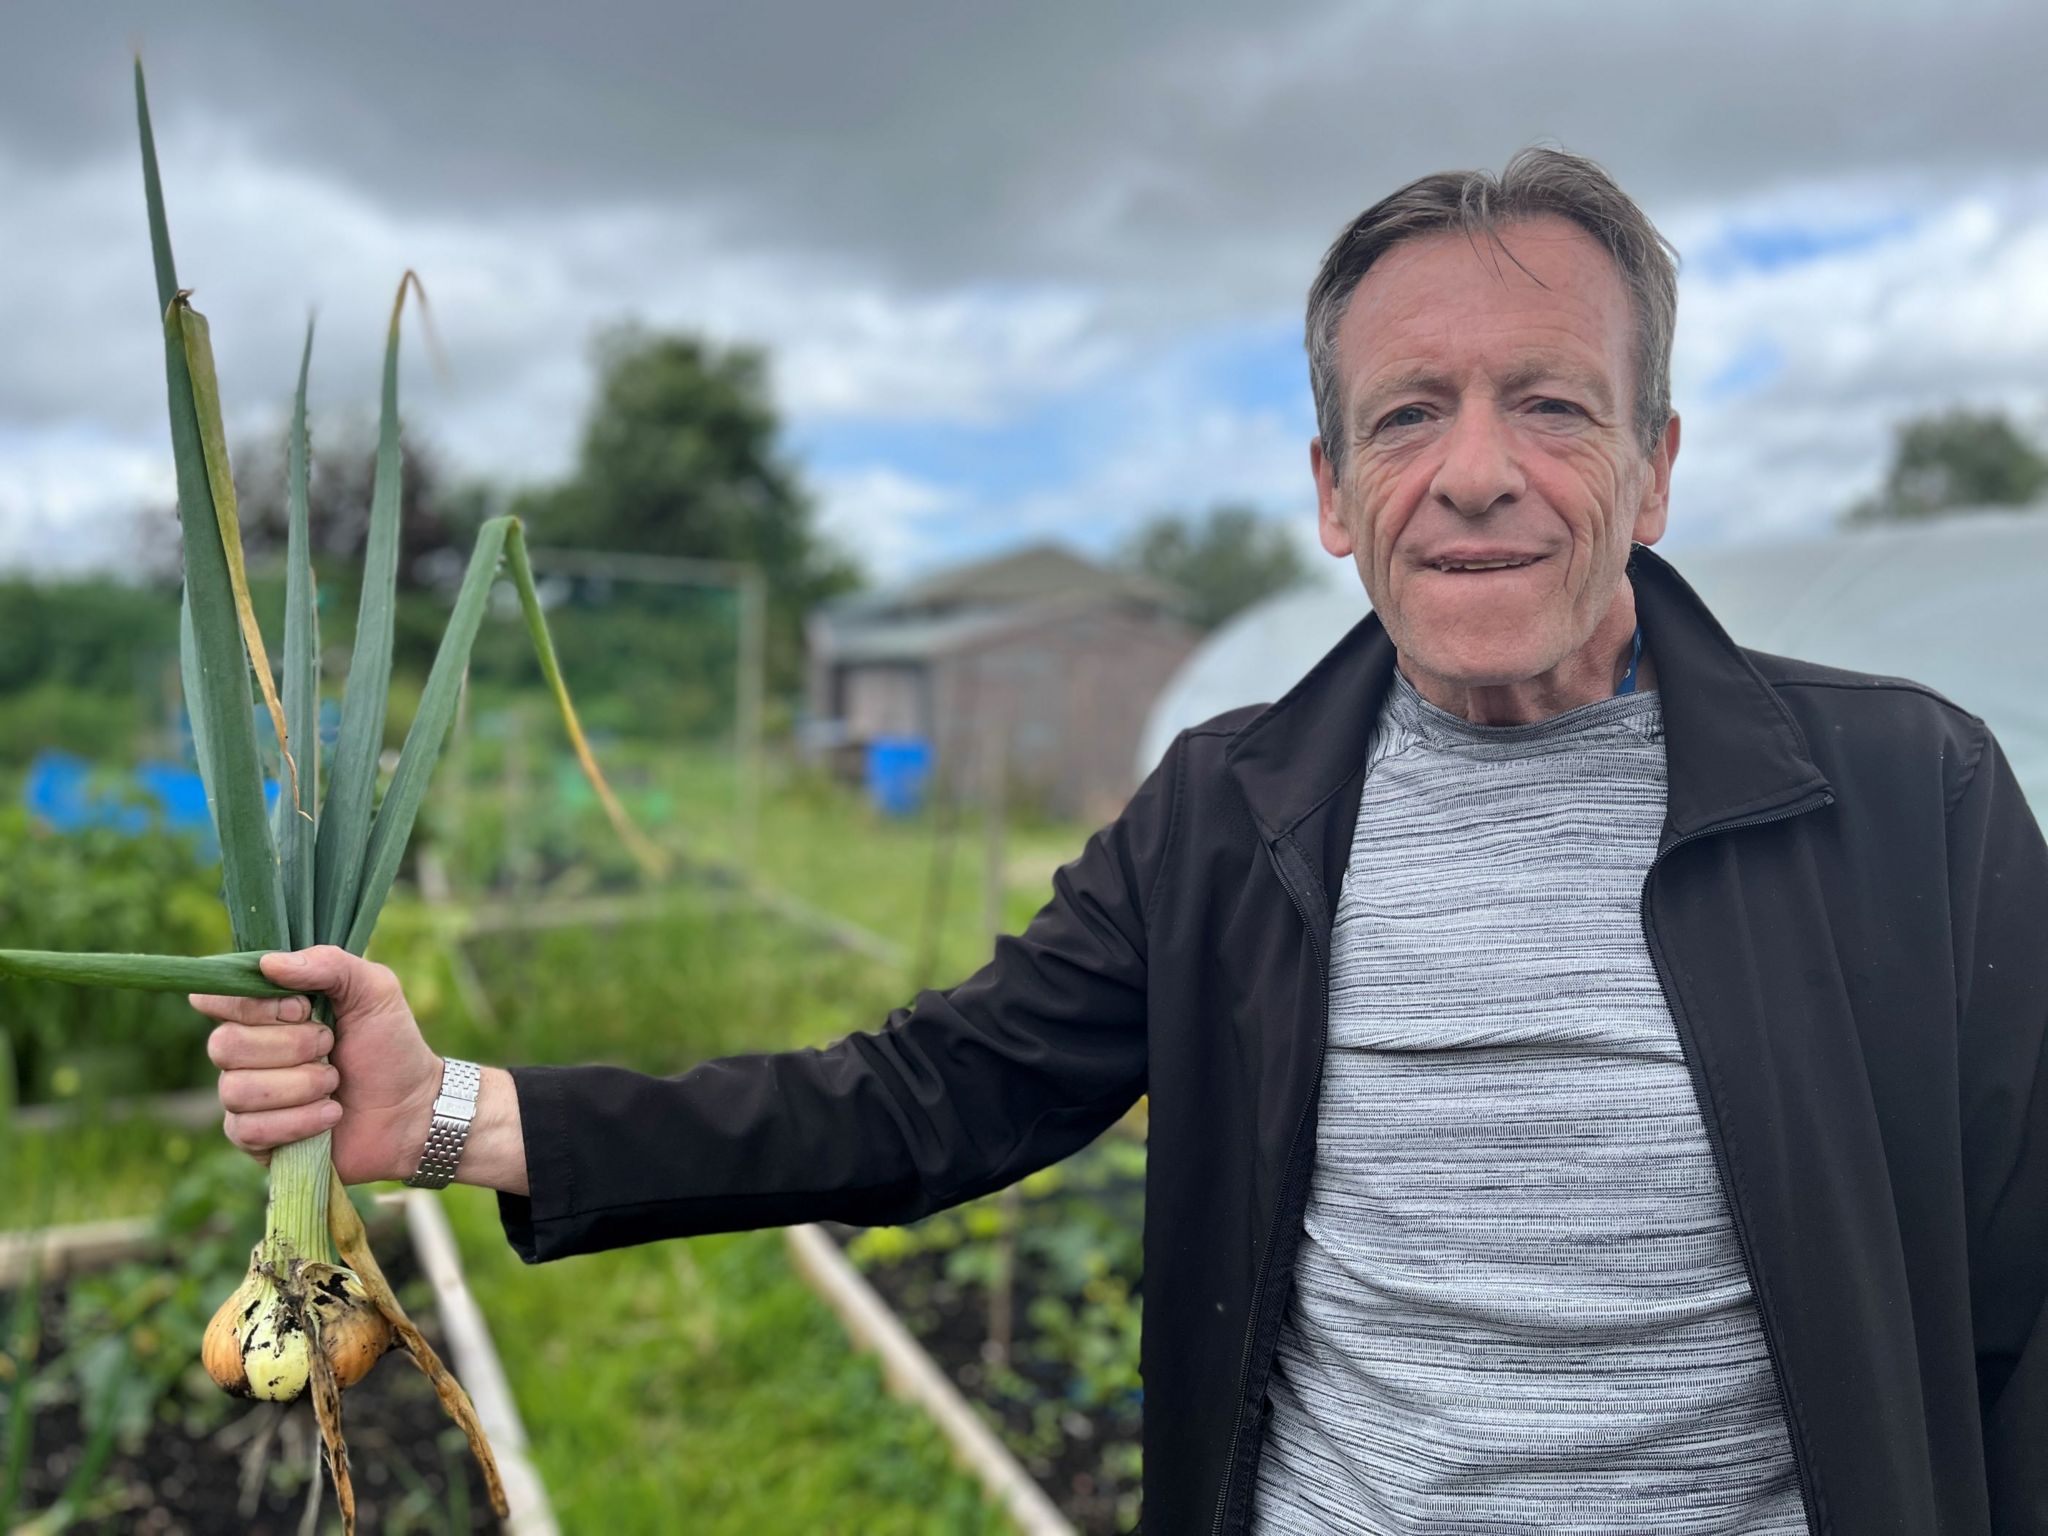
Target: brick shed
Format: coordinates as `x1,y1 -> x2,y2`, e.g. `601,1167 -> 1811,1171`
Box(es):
806,544 -> 1199,820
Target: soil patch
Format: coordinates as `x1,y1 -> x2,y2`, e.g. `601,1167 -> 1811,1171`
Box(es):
824,1144 -> 1147,1534
5,1228 -> 499,1533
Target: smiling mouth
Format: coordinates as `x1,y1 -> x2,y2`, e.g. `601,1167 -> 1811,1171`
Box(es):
1427,556 -> 1542,572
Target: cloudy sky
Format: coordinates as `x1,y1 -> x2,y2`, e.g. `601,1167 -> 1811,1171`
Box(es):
4,1 -> 2045,584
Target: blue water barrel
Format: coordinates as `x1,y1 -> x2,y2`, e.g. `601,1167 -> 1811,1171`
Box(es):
865,736 -> 934,817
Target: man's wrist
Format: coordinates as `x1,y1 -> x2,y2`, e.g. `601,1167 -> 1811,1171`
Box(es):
449,1066 -> 529,1197
390,1053 -> 449,1185
391,1060 -> 525,1195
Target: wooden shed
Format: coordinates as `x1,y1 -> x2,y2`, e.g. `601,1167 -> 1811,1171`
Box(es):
807,544 -> 1198,820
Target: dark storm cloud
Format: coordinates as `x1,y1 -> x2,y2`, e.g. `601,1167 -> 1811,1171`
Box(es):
3,0 -> 2044,574
8,0 -> 2045,300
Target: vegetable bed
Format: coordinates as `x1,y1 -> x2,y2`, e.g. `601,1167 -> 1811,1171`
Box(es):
830,1133 -> 1148,1535
2,1168 -> 495,1533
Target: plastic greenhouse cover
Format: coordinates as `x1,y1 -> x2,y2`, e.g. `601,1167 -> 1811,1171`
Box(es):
1138,508 -> 2048,815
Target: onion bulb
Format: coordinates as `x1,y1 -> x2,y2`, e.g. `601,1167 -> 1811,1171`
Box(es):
203,1250 -> 395,1401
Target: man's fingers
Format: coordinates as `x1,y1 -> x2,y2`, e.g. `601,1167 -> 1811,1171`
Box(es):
223,1100 -> 343,1156
208,1022 -> 333,1071
259,946 -> 398,1012
189,992 -> 314,1027
219,1063 -> 340,1115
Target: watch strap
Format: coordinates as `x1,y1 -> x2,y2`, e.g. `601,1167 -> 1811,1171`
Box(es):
405,1058 -> 482,1189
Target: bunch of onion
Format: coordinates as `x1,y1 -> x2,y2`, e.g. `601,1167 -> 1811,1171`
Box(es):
0,62 -> 663,1532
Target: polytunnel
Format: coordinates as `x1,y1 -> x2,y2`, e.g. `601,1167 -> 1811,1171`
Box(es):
1138,508 -> 2048,813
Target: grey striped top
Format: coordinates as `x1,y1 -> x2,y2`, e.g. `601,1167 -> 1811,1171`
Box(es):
1249,668 -> 1805,1535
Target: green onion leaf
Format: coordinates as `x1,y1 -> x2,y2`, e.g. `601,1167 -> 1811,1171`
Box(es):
504,524 -> 669,880
138,62 -> 289,955
0,949 -> 294,999
176,295 -> 303,822
345,519 -> 510,953
281,319 -> 320,948
313,273 -> 421,949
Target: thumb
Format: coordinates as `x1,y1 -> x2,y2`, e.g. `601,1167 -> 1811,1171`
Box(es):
259,945 -> 398,1013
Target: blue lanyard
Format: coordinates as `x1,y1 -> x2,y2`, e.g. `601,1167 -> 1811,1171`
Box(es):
1615,623 -> 1645,696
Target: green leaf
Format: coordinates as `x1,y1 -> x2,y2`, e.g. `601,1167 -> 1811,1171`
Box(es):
179,589 -> 219,838
137,61 -> 288,955
0,949 -> 293,999
345,519 -> 511,954
281,319 -> 320,949
343,519 -> 665,954
133,58 -> 176,321
502,523 -> 669,880
313,273 -> 420,948
175,296 -> 300,820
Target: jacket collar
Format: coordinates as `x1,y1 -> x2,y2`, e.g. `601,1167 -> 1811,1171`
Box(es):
1224,545 -> 1833,856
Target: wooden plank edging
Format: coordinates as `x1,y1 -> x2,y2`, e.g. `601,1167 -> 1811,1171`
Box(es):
400,1189 -> 559,1536
14,1087 -> 221,1133
0,1216 -> 155,1287
784,1222 -> 1076,1536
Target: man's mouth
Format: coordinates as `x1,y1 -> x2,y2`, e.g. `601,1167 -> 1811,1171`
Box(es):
1427,556 -> 1542,572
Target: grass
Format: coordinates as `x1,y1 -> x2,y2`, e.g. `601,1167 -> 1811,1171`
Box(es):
428,742 -> 1092,991
0,1114 -> 201,1228
3,740 -> 1108,1533
442,1186 -> 1006,1535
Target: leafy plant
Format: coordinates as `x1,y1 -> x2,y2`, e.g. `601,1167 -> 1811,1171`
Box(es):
0,61 -> 660,1532
0,807 -> 227,1102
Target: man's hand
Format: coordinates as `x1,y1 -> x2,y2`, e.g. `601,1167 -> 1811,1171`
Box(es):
195,946 -> 442,1186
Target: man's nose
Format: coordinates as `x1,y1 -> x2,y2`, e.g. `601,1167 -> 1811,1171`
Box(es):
1427,403 -> 1526,518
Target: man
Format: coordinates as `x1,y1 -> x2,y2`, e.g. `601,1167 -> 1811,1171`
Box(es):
197,150 -> 2048,1532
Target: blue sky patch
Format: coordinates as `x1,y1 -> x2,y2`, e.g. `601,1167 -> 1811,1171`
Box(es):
1704,337 -> 1785,400
1695,209 -> 1919,278
790,317 -> 1314,571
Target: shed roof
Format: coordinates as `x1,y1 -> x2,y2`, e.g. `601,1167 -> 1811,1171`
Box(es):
827,542 -> 1182,623
827,608 -> 1022,665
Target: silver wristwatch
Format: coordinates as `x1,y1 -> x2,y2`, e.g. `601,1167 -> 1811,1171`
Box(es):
405,1058 -> 482,1189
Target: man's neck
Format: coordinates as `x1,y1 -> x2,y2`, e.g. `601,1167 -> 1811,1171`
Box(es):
1399,606 -> 1653,726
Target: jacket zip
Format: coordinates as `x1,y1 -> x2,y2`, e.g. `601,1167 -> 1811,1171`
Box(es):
1638,789 -> 1833,1536
1210,835 -> 1332,1536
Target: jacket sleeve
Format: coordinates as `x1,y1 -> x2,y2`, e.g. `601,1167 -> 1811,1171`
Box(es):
1950,725 -> 2048,1529
495,733 -> 1186,1264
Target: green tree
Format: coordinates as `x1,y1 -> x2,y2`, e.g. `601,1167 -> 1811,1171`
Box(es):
232,417 -> 485,590
1845,408 -> 2048,526
1123,503 -> 1310,630
515,326 -> 858,690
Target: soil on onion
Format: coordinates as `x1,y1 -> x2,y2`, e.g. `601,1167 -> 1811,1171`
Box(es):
4,1234 -> 500,1534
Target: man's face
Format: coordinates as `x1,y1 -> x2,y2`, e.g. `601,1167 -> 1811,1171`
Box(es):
1314,215 -> 1679,701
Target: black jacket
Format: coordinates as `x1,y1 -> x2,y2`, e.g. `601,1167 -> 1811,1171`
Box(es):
500,547 -> 2048,1534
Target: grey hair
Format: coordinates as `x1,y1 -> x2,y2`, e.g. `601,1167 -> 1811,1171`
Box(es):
1306,147 -> 1679,481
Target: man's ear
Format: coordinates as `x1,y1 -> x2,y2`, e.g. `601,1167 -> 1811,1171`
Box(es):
1313,438 -> 1355,558
1632,412 -> 1680,547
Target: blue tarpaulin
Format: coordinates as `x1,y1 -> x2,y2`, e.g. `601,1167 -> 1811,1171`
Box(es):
24,749 -> 278,859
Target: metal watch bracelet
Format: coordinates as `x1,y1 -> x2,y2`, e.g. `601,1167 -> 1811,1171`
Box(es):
404,1057 -> 482,1189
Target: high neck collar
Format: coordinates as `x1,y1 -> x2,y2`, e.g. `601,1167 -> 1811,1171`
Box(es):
1381,665 -> 1663,756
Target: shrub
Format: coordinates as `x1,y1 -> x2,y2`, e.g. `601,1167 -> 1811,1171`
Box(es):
0,806 -> 227,1102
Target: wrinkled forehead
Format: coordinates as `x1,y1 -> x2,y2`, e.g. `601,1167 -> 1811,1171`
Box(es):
1334,216 -> 1636,399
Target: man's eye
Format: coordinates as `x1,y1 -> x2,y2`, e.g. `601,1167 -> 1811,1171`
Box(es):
1379,405 -> 1428,431
1532,398 -> 1582,416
